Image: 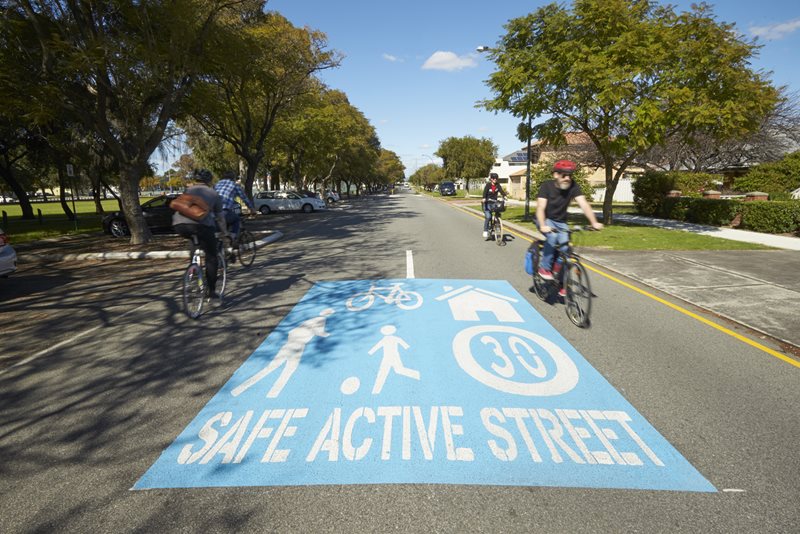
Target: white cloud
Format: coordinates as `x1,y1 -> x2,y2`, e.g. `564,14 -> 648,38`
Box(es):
382,53 -> 402,62
379,119 -> 389,124
419,144 -> 432,149
421,51 -> 477,72
750,18 -> 800,40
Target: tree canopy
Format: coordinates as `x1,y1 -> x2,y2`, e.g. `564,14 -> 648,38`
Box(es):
482,0 -> 779,223
434,136 -> 497,190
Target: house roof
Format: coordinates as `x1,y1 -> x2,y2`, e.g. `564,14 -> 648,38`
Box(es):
522,131 -> 594,152
435,285 -> 518,303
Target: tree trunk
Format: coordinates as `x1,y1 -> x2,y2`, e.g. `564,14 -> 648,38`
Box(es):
119,163 -> 152,244
602,163 -> 616,225
57,166 -> 75,221
243,157 -> 258,200
343,179 -> 351,198
0,162 -> 34,219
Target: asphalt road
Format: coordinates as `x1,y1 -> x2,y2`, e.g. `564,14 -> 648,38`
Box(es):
1,192 -> 798,533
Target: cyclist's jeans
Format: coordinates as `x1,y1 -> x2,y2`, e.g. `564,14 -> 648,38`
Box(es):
483,209 -> 492,231
175,223 -> 219,294
223,209 -> 240,239
540,219 -> 569,271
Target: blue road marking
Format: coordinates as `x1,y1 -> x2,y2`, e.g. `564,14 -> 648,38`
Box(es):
135,279 -> 715,492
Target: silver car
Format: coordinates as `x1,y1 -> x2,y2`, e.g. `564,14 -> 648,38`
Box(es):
0,227 -> 17,277
253,190 -> 327,215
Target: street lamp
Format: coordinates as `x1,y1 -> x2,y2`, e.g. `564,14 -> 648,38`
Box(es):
476,46 -> 490,53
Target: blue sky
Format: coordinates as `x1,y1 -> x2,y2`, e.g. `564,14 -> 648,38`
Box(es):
260,1 -> 800,176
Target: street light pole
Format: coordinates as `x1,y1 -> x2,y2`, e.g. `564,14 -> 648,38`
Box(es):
524,115 -> 532,221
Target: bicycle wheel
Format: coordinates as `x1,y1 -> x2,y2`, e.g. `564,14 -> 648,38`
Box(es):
530,244 -> 550,301
564,259 -> 592,327
346,292 -> 374,311
494,216 -> 503,245
237,230 -> 257,267
183,263 -> 205,319
395,290 -> 423,310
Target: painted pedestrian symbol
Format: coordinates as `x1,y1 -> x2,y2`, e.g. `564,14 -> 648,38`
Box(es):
231,308 -> 334,398
136,279 -> 714,493
346,282 -> 423,311
368,325 -> 419,394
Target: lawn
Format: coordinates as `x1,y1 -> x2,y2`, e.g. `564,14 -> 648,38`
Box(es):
466,205 -> 772,251
1,198 -> 153,244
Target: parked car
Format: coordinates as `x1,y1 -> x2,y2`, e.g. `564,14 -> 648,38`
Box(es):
324,190 -> 340,204
439,181 -> 456,196
253,190 -> 326,214
102,194 -> 178,237
0,227 -> 17,277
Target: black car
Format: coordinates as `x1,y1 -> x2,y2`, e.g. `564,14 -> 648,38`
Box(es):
439,181 -> 456,196
103,194 -> 179,237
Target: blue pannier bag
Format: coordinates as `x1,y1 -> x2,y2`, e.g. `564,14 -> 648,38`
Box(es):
524,248 -> 534,275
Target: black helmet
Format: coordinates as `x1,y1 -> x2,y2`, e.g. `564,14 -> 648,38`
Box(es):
195,169 -> 213,183
222,170 -> 237,181
489,173 -> 499,180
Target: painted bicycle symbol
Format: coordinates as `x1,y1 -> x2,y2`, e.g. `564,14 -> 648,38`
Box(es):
346,282 -> 423,312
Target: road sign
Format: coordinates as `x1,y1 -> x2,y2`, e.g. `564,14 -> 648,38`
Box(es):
135,279 -> 714,492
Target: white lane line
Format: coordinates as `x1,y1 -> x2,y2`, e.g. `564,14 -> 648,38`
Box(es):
0,301 -> 152,376
722,489 -> 746,493
406,250 -> 415,279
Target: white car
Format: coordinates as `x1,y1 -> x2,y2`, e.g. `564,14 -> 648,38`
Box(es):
0,228 -> 17,277
324,190 -> 340,204
254,190 -> 327,215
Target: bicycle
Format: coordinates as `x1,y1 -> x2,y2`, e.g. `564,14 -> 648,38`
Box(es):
486,198 -> 505,246
233,215 -> 257,267
529,226 -> 593,328
346,282 -> 423,311
182,233 -> 228,319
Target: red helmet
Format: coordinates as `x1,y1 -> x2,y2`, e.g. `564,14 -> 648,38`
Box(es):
553,160 -> 577,174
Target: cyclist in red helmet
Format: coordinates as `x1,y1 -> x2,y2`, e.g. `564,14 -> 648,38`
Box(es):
536,160 -> 603,291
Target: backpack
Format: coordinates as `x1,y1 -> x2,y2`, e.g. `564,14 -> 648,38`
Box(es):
171,193 -> 210,221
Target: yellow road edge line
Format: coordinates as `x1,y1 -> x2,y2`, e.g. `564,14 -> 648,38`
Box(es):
446,200 -> 800,369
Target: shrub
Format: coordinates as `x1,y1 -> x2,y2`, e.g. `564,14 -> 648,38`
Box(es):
739,201 -> 800,234
686,199 -> 741,226
659,197 -> 691,220
633,171 -> 719,215
734,151 -> 800,195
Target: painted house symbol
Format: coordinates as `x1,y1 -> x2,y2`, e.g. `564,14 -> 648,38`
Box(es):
435,285 -> 523,323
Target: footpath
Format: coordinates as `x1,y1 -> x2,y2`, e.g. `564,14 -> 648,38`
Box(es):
458,201 -> 800,349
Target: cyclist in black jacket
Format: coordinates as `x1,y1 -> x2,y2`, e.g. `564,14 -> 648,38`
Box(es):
481,173 -> 507,239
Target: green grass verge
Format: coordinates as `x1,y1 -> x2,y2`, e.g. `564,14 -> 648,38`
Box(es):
465,205 -> 772,250
0,198 -> 153,244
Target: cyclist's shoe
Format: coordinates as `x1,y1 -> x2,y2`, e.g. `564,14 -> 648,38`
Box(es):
558,287 -> 566,298
482,231 -> 488,239
205,291 -> 222,305
538,267 -> 555,280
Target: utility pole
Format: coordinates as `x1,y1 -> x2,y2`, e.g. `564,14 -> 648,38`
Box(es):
524,115 -> 532,221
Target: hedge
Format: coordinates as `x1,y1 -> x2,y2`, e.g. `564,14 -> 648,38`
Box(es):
738,201 -> 800,234
660,197 -> 740,226
633,171 -> 719,216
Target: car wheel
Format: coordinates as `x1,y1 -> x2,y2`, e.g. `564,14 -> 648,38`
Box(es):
109,218 -> 129,237
302,203 -> 313,213
259,205 -> 271,215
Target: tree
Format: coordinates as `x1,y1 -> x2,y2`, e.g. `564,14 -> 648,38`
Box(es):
186,11 -> 340,199
410,163 -> 443,190
12,0 -> 247,243
375,149 -> 405,185
642,89 -> 800,173
435,136 -> 497,191
482,0 -> 779,223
